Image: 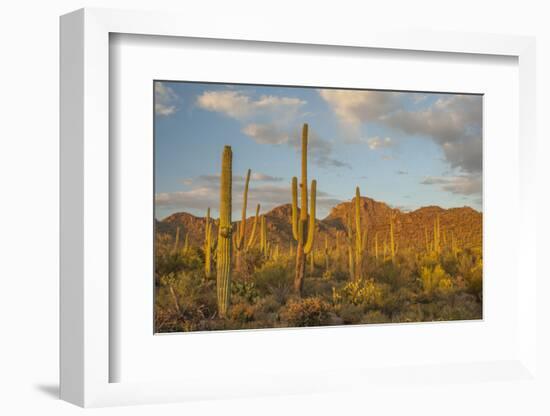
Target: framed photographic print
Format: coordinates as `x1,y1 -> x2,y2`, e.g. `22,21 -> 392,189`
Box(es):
60,7 -> 539,409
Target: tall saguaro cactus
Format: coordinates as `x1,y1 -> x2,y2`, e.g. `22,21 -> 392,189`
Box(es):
216,146 -> 233,318
291,123 -> 317,295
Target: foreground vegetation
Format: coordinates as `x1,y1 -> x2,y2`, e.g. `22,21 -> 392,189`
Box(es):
155,240 -> 482,332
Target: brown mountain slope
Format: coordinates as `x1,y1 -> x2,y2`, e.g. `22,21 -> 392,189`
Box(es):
157,196 -> 482,254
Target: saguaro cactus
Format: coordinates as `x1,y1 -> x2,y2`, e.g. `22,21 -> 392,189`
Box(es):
354,187 -> 364,280
216,146 -> 233,318
344,187 -> 365,280
424,226 -> 430,254
182,232 -> 189,254
389,213 -> 396,263
233,169 -> 251,271
433,214 -> 441,255
204,207 -> 213,278
291,123 -> 317,295
172,226 -> 180,254
324,235 -> 330,270
260,215 -> 268,257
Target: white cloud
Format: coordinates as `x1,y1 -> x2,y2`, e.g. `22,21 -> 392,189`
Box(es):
196,90 -> 305,121
318,89 -> 400,127
155,82 -> 178,116
383,95 -> 482,173
320,89 -> 482,174
421,174 -> 482,196
242,123 -> 350,169
241,124 -> 289,144
366,136 -> 393,150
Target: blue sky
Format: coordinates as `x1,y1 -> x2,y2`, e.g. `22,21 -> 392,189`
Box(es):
154,81 -> 482,220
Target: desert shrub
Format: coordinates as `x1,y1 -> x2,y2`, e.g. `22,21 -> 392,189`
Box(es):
361,310 -> 390,324
391,304 -> 424,323
237,248 -> 265,280
281,297 -> 331,327
331,267 -> 350,282
155,247 -> 203,278
231,280 -> 260,304
254,263 -> 293,303
465,258 -> 483,300
257,295 -> 281,314
155,270 -> 217,332
303,278 -> 333,298
332,279 -> 387,309
338,303 -> 364,324
229,302 -> 256,323
420,264 -> 452,295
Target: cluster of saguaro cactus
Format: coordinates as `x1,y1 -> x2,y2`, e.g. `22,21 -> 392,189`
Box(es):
216,146 -> 233,318
173,226 -> 190,256
291,123 -> 317,295
204,207 -> 213,278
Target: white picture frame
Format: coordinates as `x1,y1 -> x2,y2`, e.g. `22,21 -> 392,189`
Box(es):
60,7 -> 538,408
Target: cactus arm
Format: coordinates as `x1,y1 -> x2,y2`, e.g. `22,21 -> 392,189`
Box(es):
303,180 -> 316,254
246,203 -> 260,249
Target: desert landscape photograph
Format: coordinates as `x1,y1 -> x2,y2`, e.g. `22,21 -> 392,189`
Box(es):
154,81 -> 483,333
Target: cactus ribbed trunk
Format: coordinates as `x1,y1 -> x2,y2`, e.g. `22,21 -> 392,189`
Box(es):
291,124 -> 317,295
216,146 -> 233,318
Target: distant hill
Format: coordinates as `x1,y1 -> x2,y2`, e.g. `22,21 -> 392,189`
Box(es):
157,196 -> 482,253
